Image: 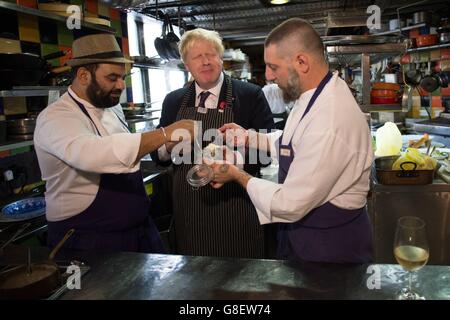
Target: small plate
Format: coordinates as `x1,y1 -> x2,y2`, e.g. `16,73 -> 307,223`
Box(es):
0,197 -> 46,222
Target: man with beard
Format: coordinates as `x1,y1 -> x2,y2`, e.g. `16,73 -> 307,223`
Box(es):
34,34 -> 195,253
208,18 -> 374,264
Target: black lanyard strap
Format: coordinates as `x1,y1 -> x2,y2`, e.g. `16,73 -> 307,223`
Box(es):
68,91 -> 131,136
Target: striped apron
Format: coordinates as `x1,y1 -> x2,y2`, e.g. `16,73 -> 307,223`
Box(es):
172,75 -> 265,258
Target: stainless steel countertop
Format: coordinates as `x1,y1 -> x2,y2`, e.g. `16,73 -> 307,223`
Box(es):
57,251 -> 450,300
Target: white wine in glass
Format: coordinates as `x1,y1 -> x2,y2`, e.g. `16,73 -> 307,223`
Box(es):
393,216 -> 429,300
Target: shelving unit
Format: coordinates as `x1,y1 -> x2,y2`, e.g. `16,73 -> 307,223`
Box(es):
407,43 -> 450,53
0,0 -> 115,33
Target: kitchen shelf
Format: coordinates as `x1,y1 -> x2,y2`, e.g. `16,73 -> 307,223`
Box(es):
0,86 -> 67,97
407,43 -> 450,53
0,140 -> 34,152
360,104 -> 403,113
0,0 -> 115,33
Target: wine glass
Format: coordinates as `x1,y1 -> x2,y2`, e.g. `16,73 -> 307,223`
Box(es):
393,216 -> 429,300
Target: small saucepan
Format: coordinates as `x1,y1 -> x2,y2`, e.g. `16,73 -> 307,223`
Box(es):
0,229 -> 74,300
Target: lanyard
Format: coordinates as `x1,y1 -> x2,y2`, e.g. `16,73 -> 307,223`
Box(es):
300,71 -> 333,121
68,91 -> 130,136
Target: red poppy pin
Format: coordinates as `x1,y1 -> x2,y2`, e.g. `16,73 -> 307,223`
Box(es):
218,101 -> 226,112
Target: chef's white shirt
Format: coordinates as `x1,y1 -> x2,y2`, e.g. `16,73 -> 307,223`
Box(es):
247,72 -> 374,224
34,87 -> 142,222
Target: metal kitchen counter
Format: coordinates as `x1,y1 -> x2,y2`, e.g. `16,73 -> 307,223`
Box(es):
54,250 -> 450,300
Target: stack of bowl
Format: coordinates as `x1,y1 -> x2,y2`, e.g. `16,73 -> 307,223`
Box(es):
371,82 -> 401,104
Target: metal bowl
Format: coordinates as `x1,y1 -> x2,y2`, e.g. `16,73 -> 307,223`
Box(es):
6,118 -> 37,135
374,155 -> 400,170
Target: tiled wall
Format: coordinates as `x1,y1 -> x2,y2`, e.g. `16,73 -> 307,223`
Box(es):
0,0 -> 133,112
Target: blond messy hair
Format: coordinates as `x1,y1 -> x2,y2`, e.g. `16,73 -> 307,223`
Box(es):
179,28 -> 224,62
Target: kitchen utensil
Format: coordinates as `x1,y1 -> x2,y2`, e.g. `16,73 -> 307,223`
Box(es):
405,69 -> 423,86
419,72 -> 450,92
0,229 -> 74,299
154,17 -> 172,61
440,33 -> 450,44
164,14 -> 180,60
413,12 -> 431,25
0,51 -> 66,89
186,164 -> 214,189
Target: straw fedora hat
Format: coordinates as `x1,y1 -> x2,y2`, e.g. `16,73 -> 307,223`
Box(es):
67,33 -> 133,67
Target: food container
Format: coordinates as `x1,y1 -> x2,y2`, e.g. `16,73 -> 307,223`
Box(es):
375,156 -> 435,185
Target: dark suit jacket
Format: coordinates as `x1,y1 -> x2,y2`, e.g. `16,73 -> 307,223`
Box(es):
151,78 -> 275,175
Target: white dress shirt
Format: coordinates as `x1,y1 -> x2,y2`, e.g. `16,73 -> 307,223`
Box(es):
34,87 -> 142,221
247,72 -> 374,224
157,73 -> 225,161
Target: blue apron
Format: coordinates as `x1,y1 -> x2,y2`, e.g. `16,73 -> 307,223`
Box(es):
47,93 -> 164,253
277,72 -> 373,263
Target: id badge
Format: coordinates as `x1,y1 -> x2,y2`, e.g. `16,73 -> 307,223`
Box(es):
197,107 -> 207,114
280,148 -> 291,157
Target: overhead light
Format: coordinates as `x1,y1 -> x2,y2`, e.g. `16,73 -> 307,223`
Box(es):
270,0 -> 290,4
